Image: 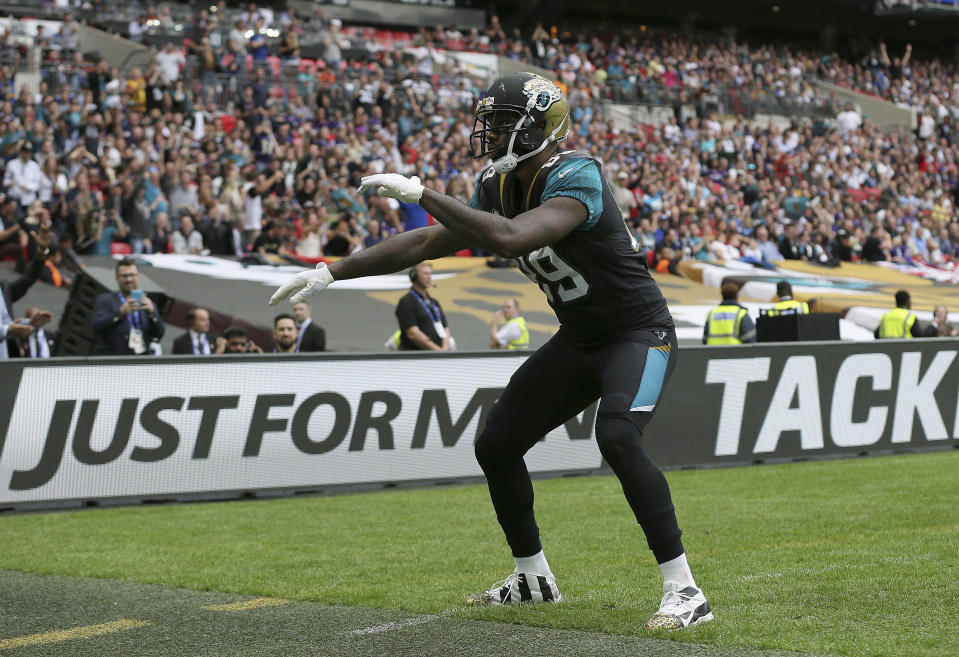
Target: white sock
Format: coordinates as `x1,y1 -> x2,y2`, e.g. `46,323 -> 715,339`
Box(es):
514,550 -> 553,577
659,553 -> 696,588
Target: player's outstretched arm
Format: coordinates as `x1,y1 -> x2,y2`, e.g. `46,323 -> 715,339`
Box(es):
358,173 -> 586,259
421,190 -> 586,258
269,224 -> 466,305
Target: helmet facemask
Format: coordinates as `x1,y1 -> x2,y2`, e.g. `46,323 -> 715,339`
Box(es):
470,90 -> 570,174
470,103 -> 531,171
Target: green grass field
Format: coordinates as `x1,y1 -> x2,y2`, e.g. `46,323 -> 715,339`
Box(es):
1,450 -> 957,657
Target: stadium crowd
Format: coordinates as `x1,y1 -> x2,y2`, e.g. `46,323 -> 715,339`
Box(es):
0,2 -> 958,323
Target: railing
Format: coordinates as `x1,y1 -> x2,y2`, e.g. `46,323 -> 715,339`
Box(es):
173,55 -> 838,122
0,0 -> 206,24
189,64 -> 459,116
184,63 -> 478,113
7,46 -> 838,125
717,86 -> 837,120
0,48 -> 25,72
596,78 -> 836,120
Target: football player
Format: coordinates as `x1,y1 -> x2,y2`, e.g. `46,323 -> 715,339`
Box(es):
270,72 -> 711,630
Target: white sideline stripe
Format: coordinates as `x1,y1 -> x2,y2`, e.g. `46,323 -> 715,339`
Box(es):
348,614 -> 441,636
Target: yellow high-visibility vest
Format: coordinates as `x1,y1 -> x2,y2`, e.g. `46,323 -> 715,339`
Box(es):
768,298 -> 809,316
706,304 -> 749,345
505,316 -> 530,349
877,307 -> 916,338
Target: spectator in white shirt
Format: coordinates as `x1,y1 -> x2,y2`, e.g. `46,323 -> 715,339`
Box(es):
918,110 -> 936,140
228,19 -> 247,55
836,104 -> 862,134
38,156 -> 68,205
128,15 -> 146,42
243,171 -> 279,245
3,143 -> 43,207
612,171 -> 637,220
171,214 -> 204,254
710,235 -> 743,261
155,43 -> 185,84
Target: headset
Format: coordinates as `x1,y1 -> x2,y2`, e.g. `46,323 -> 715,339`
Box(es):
409,262 -> 432,284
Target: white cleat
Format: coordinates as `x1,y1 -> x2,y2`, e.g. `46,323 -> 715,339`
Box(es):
644,580 -> 713,630
465,571 -> 562,606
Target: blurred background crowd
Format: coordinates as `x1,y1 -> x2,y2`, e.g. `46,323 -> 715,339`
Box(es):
0,0 -> 959,276
0,0 -> 958,338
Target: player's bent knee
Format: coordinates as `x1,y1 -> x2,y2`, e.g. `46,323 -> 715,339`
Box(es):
594,415 -> 643,462
474,410 -> 527,472
474,422 -> 517,472
474,430 -> 498,471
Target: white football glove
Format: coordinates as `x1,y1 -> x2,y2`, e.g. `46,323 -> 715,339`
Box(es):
357,173 -> 424,203
269,262 -> 335,306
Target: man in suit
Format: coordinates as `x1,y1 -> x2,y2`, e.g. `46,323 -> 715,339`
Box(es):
1,225 -> 50,358
91,258 -> 165,355
292,300 -> 325,352
173,307 -> 215,355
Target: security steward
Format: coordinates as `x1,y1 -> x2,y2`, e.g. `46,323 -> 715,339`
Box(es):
704,282 -> 756,344
766,280 -> 809,315
489,298 -> 530,349
875,289 -> 923,339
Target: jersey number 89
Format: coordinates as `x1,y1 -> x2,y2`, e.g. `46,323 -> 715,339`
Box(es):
517,246 -> 590,305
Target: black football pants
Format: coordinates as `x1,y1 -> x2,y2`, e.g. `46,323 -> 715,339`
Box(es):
474,327 -> 685,564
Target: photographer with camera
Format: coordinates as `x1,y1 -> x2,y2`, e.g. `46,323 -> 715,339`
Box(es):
91,258 -> 165,355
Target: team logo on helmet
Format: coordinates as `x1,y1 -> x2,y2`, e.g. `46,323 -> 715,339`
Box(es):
522,76 -> 563,110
